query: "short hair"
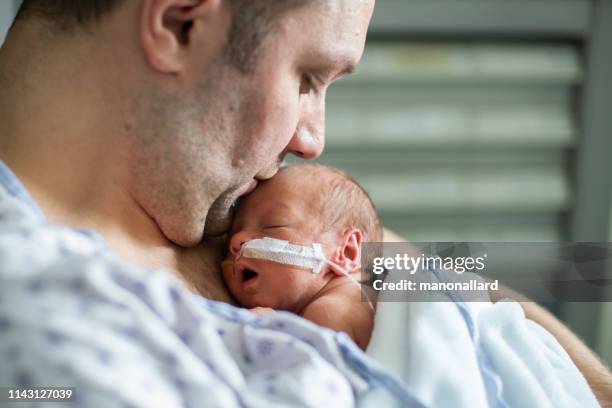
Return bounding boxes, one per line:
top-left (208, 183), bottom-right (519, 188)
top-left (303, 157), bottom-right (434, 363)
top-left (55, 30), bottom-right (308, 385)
top-left (14, 0), bottom-right (315, 72)
top-left (224, 0), bottom-right (315, 72)
top-left (281, 164), bottom-right (383, 243)
top-left (15, 0), bottom-right (123, 29)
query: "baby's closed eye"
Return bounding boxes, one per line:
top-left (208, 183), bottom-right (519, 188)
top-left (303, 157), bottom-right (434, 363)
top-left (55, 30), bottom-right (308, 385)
top-left (263, 225), bottom-right (287, 230)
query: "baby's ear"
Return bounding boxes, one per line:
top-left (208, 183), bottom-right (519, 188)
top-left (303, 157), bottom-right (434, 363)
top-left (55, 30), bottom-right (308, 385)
top-left (330, 229), bottom-right (363, 276)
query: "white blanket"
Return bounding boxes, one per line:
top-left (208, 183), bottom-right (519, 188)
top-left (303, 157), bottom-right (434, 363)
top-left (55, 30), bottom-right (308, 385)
top-left (365, 271), bottom-right (600, 407)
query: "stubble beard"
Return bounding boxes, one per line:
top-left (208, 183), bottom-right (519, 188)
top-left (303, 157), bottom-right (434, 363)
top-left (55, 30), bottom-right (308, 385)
top-left (136, 56), bottom-right (264, 243)
top-left (203, 185), bottom-right (242, 237)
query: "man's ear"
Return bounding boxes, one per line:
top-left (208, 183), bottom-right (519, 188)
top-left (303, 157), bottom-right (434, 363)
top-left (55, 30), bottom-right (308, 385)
top-left (140, 0), bottom-right (226, 74)
top-left (330, 229), bottom-right (363, 276)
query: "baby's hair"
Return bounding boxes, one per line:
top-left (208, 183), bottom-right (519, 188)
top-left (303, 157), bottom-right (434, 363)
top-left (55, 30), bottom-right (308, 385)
top-left (279, 163), bottom-right (383, 242)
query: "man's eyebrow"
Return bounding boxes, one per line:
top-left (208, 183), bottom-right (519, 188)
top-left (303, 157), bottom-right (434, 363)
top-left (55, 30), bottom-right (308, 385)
top-left (341, 63), bottom-right (356, 76)
top-left (325, 61), bottom-right (356, 82)
top-left (302, 53), bottom-right (358, 84)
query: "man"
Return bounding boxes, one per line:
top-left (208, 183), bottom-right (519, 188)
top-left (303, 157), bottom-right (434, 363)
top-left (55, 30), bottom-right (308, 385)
top-left (0, 0), bottom-right (372, 299)
top-left (0, 1), bottom-right (387, 406)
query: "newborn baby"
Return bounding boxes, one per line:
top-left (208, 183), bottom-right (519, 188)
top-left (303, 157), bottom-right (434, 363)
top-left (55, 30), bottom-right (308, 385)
top-left (222, 164), bottom-right (382, 349)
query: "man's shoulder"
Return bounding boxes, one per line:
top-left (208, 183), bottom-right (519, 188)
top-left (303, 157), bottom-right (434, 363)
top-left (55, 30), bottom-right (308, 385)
top-left (0, 220), bottom-right (238, 406)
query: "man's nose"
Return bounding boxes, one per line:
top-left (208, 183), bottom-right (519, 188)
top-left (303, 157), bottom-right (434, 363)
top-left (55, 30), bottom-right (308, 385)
top-left (287, 97), bottom-right (326, 160)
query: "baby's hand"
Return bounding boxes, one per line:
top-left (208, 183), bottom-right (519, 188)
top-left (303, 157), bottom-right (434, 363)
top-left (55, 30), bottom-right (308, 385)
top-left (250, 307), bottom-right (275, 316)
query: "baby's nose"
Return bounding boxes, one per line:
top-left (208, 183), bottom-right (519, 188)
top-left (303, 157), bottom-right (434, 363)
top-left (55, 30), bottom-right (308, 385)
top-left (229, 231), bottom-right (253, 255)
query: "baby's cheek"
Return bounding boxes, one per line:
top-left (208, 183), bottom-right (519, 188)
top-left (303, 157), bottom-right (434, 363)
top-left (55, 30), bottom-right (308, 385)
top-left (275, 268), bottom-right (319, 298)
top-left (220, 260), bottom-right (233, 283)
top-left (221, 260), bottom-right (242, 299)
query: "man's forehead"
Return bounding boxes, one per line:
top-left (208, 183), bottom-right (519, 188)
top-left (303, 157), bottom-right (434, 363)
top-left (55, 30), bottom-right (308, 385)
top-left (282, 0), bottom-right (373, 63)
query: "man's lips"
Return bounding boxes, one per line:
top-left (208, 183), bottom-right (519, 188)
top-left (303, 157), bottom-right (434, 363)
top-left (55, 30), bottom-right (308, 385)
top-left (256, 167), bottom-right (279, 181)
top-left (234, 167), bottom-right (279, 197)
top-left (236, 179), bottom-right (258, 197)
top-left (235, 166), bottom-right (281, 197)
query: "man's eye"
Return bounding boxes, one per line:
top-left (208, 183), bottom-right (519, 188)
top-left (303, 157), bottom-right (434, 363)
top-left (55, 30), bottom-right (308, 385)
top-left (299, 74), bottom-right (314, 95)
top-left (264, 225), bottom-right (286, 230)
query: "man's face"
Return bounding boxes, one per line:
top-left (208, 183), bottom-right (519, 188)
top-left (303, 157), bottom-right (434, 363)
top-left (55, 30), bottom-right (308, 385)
top-left (204, 0), bottom-right (375, 235)
top-left (135, 0), bottom-right (374, 247)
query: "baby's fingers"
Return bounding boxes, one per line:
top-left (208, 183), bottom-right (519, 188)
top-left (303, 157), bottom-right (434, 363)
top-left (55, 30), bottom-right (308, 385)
top-left (250, 307), bottom-right (275, 316)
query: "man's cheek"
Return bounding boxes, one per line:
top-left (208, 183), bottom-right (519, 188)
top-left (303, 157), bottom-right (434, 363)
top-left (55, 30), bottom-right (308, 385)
top-left (271, 88), bottom-right (301, 154)
top-left (260, 115), bottom-right (296, 157)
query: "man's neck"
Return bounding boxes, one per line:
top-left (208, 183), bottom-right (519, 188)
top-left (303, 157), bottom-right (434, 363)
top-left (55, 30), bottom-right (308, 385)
top-left (0, 22), bottom-right (233, 300)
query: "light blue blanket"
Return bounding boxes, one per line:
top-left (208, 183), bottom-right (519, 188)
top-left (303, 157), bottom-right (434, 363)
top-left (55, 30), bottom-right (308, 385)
top-left (0, 160), bottom-right (422, 407)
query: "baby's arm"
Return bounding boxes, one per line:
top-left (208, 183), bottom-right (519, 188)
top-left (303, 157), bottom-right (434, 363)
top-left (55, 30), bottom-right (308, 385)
top-left (302, 294), bottom-right (373, 350)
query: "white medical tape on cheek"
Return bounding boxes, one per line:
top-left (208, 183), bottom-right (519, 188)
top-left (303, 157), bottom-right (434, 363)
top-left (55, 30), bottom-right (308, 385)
top-left (238, 237), bottom-right (326, 273)
top-left (238, 237), bottom-right (375, 310)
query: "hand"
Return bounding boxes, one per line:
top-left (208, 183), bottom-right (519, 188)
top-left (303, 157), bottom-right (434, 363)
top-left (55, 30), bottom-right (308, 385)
top-left (250, 307), bottom-right (275, 316)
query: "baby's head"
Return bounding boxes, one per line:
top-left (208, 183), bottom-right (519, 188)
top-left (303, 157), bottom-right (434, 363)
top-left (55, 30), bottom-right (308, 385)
top-left (223, 163), bottom-right (381, 311)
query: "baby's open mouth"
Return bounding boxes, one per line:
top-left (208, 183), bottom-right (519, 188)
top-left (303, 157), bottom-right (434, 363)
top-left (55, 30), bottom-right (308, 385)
top-left (235, 262), bottom-right (260, 290)
top-left (242, 269), bottom-right (259, 283)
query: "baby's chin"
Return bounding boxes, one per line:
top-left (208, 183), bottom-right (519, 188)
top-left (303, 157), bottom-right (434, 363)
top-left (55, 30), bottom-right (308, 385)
top-left (237, 296), bottom-right (268, 310)
top-left (235, 291), bottom-right (285, 310)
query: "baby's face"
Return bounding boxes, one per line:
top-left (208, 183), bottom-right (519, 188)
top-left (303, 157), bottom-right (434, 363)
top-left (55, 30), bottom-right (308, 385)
top-left (222, 171), bottom-right (336, 311)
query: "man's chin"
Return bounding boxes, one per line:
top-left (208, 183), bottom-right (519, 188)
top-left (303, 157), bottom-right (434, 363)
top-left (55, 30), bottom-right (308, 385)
top-left (203, 206), bottom-right (234, 237)
top-left (203, 217), bottom-right (233, 237)
top-left (202, 189), bottom-right (241, 237)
